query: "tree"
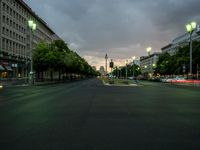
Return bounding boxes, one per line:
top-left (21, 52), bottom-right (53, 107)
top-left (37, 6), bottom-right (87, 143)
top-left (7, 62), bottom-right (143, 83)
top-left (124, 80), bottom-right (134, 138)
top-left (33, 40), bottom-right (98, 81)
top-left (155, 40), bottom-right (200, 76)
top-left (33, 42), bottom-right (49, 80)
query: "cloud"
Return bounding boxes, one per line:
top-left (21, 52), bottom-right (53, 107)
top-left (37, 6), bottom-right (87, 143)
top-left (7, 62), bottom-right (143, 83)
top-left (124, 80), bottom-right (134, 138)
top-left (24, 0), bottom-right (200, 67)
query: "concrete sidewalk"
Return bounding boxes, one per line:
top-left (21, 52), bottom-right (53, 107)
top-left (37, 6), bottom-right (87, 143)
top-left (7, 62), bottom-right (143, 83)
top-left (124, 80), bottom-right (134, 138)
top-left (0, 78), bottom-right (86, 87)
top-left (0, 79), bottom-right (26, 87)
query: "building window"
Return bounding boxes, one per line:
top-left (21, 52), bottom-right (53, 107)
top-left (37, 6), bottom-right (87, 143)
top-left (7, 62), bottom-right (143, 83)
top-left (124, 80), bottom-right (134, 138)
top-left (6, 5), bottom-right (9, 13)
top-left (3, 16), bottom-right (6, 23)
top-left (3, 3), bottom-right (6, 11)
top-left (6, 39), bottom-right (9, 51)
top-left (6, 18), bottom-right (9, 25)
top-left (13, 22), bottom-right (16, 29)
top-left (13, 43), bottom-right (16, 53)
top-left (10, 8), bottom-right (12, 16)
top-left (2, 38), bottom-right (6, 49)
top-left (13, 11), bottom-right (16, 18)
top-left (16, 24), bottom-right (18, 30)
top-left (10, 20), bottom-right (12, 27)
top-left (2, 27), bottom-right (5, 34)
top-left (6, 29), bottom-right (9, 36)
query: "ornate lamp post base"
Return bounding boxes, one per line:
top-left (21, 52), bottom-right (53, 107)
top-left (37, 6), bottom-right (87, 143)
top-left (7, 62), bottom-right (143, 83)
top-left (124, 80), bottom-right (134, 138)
top-left (29, 71), bottom-right (34, 85)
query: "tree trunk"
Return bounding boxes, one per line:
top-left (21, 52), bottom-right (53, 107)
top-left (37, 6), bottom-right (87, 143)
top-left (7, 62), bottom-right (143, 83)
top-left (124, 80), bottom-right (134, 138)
top-left (41, 71), bottom-right (44, 81)
top-left (37, 71), bottom-right (40, 80)
top-left (59, 69), bottom-right (61, 80)
top-left (50, 71), bottom-right (53, 81)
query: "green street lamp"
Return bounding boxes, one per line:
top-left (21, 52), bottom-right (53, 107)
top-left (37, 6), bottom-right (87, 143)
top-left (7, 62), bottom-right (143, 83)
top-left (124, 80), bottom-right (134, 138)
top-left (125, 60), bottom-right (128, 80)
top-left (28, 20), bottom-right (37, 31)
top-left (147, 47), bottom-right (152, 56)
top-left (185, 21), bottom-right (197, 78)
top-left (132, 56), bottom-right (136, 81)
top-left (28, 20), bottom-right (37, 84)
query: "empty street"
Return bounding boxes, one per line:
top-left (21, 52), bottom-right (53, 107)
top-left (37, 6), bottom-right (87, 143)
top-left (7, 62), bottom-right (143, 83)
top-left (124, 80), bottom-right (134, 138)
top-left (0, 79), bottom-right (200, 150)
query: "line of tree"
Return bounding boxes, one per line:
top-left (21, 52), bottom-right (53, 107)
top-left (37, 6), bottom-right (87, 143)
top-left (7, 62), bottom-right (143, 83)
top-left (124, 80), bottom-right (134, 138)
top-left (155, 41), bottom-right (200, 76)
top-left (112, 64), bottom-right (141, 78)
top-left (33, 40), bottom-right (98, 81)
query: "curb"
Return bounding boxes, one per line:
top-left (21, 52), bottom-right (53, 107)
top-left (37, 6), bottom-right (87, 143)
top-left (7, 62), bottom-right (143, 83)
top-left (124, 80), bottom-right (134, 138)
top-left (0, 78), bottom-right (93, 88)
top-left (101, 79), bottom-right (141, 87)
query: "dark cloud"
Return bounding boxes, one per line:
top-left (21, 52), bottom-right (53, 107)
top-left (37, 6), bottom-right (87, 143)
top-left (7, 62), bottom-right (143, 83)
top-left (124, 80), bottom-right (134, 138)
top-left (24, 0), bottom-right (200, 68)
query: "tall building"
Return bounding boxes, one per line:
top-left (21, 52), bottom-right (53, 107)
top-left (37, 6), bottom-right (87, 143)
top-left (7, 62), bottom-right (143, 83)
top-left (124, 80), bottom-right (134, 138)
top-left (92, 66), bottom-right (96, 71)
top-left (128, 59), bottom-right (140, 66)
top-left (161, 30), bottom-right (200, 55)
top-left (99, 66), bottom-right (105, 75)
top-left (0, 0), bottom-right (59, 79)
top-left (140, 52), bottom-right (160, 78)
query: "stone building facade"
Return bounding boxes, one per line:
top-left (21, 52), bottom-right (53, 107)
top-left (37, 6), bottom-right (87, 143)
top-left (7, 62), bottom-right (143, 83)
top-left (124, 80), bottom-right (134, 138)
top-left (0, 0), bottom-right (59, 79)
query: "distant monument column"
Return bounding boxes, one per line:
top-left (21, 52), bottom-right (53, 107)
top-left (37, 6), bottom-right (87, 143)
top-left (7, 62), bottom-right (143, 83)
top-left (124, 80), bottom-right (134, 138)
top-left (105, 54), bottom-right (108, 75)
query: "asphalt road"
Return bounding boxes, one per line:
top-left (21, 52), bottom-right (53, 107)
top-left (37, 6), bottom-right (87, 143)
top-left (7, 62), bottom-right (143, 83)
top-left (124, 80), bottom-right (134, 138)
top-left (0, 79), bottom-right (200, 150)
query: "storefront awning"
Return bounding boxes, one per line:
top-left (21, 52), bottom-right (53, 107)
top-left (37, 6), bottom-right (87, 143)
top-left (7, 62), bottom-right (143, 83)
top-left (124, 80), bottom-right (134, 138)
top-left (0, 65), bottom-right (5, 71)
top-left (4, 66), bottom-right (13, 71)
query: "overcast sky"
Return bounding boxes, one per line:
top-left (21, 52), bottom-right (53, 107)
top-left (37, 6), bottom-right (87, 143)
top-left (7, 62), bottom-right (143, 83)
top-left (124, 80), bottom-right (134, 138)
top-left (24, 0), bottom-right (200, 70)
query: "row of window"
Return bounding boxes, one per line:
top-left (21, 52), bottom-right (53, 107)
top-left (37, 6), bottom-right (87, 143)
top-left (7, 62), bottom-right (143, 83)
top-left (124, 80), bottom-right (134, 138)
top-left (3, 0), bottom-right (28, 17)
top-left (2, 2), bottom-right (27, 25)
top-left (2, 16), bottom-right (53, 46)
top-left (2, 27), bottom-right (26, 43)
top-left (2, 1), bottom-right (55, 44)
top-left (2, 37), bottom-right (26, 57)
top-left (2, 15), bottom-right (26, 34)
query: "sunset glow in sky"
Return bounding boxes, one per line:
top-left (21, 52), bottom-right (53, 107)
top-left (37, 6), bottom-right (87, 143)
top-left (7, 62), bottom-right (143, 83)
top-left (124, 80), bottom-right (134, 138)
top-left (24, 0), bottom-right (200, 70)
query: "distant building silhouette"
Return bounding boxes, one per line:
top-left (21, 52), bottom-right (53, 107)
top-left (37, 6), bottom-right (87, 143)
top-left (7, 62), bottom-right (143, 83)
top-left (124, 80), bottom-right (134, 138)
top-left (92, 66), bottom-right (97, 71)
top-left (99, 66), bottom-right (105, 75)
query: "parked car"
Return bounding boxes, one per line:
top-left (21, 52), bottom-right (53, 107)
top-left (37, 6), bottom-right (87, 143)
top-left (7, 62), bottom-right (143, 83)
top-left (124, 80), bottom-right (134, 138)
top-left (171, 77), bottom-right (186, 83)
top-left (162, 77), bottom-right (186, 83)
top-left (165, 78), bottom-right (175, 82)
top-left (161, 78), bottom-right (171, 82)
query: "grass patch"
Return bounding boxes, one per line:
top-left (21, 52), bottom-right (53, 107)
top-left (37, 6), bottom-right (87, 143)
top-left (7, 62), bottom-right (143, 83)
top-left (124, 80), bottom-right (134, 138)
top-left (102, 77), bottom-right (134, 85)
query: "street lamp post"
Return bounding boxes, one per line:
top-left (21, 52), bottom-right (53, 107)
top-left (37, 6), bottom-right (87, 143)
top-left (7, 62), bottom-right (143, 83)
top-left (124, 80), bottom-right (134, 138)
top-left (152, 63), bottom-right (156, 77)
top-left (197, 64), bottom-right (199, 80)
top-left (132, 56), bottom-right (136, 81)
top-left (125, 60), bottom-right (128, 80)
top-left (147, 47), bottom-right (152, 56)
top-left (28, 20), bottom-right (37, 84)
top-left (186, 21), bottom-right (197, 78)
top-left (116, 67), bottom-right (119, 78)
top-left (119, 67), bottom-right (122, 78)
top-left (144, 65), bottom-right (148, 79)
